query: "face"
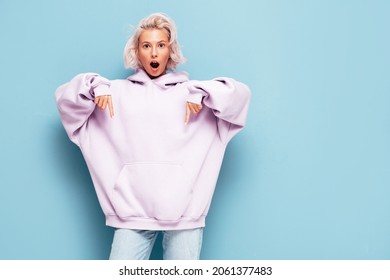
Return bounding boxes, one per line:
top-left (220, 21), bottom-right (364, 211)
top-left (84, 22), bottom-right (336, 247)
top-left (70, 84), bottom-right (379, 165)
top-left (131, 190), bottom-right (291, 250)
top-left (138, 29), bottom-right (170, 78)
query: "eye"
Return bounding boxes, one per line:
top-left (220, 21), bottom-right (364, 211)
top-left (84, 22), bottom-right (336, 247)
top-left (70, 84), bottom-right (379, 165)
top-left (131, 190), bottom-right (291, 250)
top-left (158, 43), bottom-right (166, 48)
top-left (142, 44), bottom-right (150, 49)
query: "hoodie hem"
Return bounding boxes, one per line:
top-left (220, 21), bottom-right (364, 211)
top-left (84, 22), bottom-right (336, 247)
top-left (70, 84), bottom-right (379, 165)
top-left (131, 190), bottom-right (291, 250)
top-left (105, 215), bottom-right (206, 230)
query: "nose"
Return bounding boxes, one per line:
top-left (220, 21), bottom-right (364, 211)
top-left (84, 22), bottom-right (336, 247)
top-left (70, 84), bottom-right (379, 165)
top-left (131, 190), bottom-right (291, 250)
top-left (151, 46), bottom-right (158, 58)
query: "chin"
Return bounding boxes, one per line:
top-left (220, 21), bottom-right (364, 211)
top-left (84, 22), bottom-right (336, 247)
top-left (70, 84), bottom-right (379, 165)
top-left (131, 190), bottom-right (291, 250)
top-left (147, 69), bottom-right (165, 79)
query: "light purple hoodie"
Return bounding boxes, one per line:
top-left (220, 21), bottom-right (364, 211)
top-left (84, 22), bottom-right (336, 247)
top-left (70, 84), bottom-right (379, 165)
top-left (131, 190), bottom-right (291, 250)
top-left (55, 69), bottom-right (251, 230)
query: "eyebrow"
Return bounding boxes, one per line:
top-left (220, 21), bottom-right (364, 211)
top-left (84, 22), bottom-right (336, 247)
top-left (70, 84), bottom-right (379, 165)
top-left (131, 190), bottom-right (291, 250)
top-left (140, 40), bottom-right (168, 44)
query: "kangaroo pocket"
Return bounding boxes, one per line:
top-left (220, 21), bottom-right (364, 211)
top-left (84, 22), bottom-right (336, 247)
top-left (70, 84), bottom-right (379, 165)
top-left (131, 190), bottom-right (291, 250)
top-left (111, 162), bottom-right (193, 221)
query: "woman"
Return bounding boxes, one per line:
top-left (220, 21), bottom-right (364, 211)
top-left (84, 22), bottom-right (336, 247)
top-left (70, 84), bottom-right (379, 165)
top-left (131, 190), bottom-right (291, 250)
top-left (55, 13), bottom-right (251, 260)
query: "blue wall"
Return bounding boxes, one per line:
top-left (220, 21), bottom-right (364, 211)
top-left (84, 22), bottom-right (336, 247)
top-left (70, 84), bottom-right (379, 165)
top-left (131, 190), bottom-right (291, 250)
top-left (1, 0), bottom-right (389, 259)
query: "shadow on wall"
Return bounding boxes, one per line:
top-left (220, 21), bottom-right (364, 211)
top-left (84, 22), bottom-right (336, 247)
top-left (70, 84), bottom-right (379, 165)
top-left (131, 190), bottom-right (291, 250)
top-left (54, 124), bottom-right (163, 259)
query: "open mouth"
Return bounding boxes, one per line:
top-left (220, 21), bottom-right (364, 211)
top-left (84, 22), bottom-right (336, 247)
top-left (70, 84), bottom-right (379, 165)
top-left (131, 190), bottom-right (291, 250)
top-left (150, 61), bottom-right (160, 69)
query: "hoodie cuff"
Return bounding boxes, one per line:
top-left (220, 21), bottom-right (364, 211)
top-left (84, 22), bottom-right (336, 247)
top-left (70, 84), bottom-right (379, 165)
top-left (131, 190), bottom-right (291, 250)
top-left (93, 84), bottom-right (111, 97)
top-left (186, 92), bottom-right (205, 104)
top-left (186, 81), bottom-right (208, 104)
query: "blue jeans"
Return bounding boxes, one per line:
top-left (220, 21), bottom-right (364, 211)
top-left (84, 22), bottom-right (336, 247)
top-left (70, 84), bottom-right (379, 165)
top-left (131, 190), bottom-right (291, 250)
top-left (109, 228), bottom-right (203, 260)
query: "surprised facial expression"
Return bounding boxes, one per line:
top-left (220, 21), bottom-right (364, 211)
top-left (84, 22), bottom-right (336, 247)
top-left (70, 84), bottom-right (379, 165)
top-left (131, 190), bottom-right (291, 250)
top-left (138, 29), bottom-right (170, 79)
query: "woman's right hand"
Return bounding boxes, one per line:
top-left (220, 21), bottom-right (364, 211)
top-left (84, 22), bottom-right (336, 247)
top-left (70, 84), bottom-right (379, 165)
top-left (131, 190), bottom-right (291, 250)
top-left (95, 95), bottom-right (115, 118)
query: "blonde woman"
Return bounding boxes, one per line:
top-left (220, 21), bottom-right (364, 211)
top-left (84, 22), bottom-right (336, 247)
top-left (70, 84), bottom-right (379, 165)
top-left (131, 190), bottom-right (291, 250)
top-left (55, 13), bottom-right (251, 260)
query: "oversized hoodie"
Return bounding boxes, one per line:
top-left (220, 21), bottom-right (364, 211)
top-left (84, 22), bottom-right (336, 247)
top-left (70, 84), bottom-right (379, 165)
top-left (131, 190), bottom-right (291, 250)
top-left (55, 69), bottom-right (251, 230)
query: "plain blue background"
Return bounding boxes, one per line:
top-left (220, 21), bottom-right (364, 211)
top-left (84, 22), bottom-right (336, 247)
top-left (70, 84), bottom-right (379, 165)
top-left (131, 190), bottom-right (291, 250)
top-left (0, 0), bottom-right (389, 259)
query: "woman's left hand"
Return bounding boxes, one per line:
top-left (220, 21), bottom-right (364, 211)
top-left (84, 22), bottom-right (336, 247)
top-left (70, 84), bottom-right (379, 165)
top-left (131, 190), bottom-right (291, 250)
top-left (185, 102), bottom-right (203, 125)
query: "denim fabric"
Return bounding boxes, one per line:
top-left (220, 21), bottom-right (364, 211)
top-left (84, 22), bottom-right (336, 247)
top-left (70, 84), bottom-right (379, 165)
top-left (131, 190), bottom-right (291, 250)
top-left (109, 228), bottom-right (203, 260)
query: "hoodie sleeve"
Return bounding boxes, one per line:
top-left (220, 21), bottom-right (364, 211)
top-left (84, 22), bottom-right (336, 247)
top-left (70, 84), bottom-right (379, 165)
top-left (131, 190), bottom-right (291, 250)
top-left (55, 73), bottom-right (112, 146)
top-left (187, 78), bottom-right (251, 143)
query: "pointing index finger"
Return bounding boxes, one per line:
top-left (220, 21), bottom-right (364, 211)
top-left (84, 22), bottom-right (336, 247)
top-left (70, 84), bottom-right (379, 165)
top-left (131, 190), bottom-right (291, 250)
top-left (108, 96), bottom-right (114, 118)
top-left (185, 102), bottom-right (190, 125)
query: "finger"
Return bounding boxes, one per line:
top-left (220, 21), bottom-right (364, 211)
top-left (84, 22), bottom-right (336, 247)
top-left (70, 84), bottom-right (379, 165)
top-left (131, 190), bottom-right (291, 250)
top-left (95, 96), bottom-right (100, 104)
top-left (185, 102), bottom-right (191, 125)
top-left (97, 96), bottom-right (105, 110)
top-left (101, 96), bottom-right (108, 110)
top-left (191, 102), bottom-right (202, 113)
top-left (194, 104), bottom-right (202, 113)
top-left (188, 103), bottom-right (196, 114)
top-left (189, 103), bottom-right (202, 114)
top-left (108, 97), bottom-right (114, 118)
top-left (188, 103), bottom-right (194, 114)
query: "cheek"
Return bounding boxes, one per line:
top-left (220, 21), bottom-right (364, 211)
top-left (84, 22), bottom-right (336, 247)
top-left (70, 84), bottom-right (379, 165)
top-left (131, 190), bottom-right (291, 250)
top-left (138, 52), bottom-right (148, 66)
top-left (162, 50), bottom-right (171, 62)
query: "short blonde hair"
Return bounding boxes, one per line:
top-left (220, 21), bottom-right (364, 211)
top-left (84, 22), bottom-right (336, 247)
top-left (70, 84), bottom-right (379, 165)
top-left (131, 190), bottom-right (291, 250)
top-left (123, 13), bottom-right (186, 71)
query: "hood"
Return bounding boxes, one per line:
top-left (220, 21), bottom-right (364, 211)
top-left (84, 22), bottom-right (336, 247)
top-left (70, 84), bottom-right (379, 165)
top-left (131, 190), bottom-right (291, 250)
top-left (127, 69), bottom-right (189, 89)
